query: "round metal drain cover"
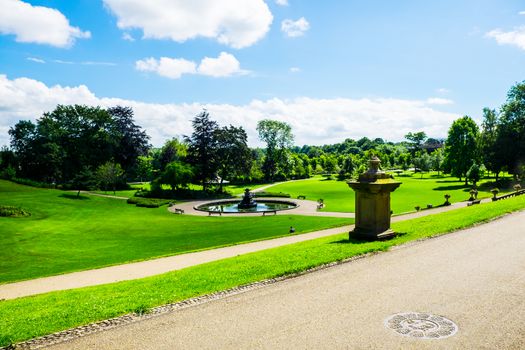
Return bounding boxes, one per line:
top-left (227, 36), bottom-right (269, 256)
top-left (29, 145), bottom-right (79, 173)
top-left (385, 312), bottom-right (458, 339)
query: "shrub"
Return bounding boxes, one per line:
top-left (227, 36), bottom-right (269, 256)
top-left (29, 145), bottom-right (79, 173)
top-left (253, 191), bottom-right (291, 198)
top-left (126, 197), bottom-right (170, 208)
top-left (0, 205), bottom-right (30, 217)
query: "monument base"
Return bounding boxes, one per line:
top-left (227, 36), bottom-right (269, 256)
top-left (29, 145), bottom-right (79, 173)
top-left (349, 228), bottom-right (396, 241)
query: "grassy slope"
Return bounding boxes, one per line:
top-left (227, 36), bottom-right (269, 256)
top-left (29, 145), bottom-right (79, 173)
top-left (92, 182), bottom-right (269, 198)
top-left (266, 173), bottom-right (511, 213)
top-left (1, 194), bottom-right (525, 347)
top-left (0, 180), bottom-right (352, 284)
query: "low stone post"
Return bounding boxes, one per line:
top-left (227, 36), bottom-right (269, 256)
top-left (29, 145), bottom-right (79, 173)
top-left (347, 156), bottom-right (401, 240)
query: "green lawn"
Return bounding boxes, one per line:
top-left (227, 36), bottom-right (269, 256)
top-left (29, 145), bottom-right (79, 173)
top-left (0, 180), bottom-right (352, 284)
top-left (91, 182), bottom-right (269, 198)
top-left (265, 173), bottom-right (513, 213)
top-left (2, 193), bottom-right (525, 347)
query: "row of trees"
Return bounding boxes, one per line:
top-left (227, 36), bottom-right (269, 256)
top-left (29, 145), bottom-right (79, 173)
top-left (443, 81), bottom-right (525, 185)
top-left (2, 80), bottom-right (525, 194)
top-left (4, 105), bottom-right (149, 185)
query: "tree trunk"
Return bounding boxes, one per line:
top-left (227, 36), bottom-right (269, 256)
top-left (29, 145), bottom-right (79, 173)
top-left (219, 178), bottom-right (224, 193)
top-left (77, 189), bottom-right (81, 198)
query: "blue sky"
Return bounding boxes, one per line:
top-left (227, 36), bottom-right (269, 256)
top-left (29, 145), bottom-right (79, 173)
top-left (1, 0), bottom-right (524, 147)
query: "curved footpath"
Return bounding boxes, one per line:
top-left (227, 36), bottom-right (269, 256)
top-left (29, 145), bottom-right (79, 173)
top-left (0, 199), bottom-right (486, 300)
top-left (46, 209), bottom-right (525, 350)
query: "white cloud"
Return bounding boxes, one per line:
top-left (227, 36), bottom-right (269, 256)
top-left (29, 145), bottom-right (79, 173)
top-left (281, 17), bottom-right (310, 37)
top-left (275, 0), bottom-right (289, 6)
top-left (136, 57), bottom-right (197, 79)
top-left (136, 53), bottom-right (246, 79)
top-left (290, 67), bottom-right (301, 73)
top-left (103, 0), bottom-right (272, 49)
top-left (0, 0), bottom-right (90, 47)
top-left (26, 57), bottom-right (45, 64)
top-left (486, 26), bottom-right (525, 51)
top-left (122, 32), bottom-right (135, 42)
top-left (197, 52), bottom-right (247, 77)
top-left (519, 11), bottom-right (525, 15)
top-left (436, 88), bottom-right (450, 94)
top-left (0, 75), bottom-right (460, 148)
top-left (426, 97), bottom-right (454, 105)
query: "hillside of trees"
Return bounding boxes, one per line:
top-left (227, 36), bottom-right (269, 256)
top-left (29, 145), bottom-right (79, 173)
top-left (1, 81), bottom-right (525, 197)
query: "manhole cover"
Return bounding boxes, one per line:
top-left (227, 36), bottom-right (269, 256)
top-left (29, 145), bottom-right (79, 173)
top-left (385, 312), bottom-right (458, 339)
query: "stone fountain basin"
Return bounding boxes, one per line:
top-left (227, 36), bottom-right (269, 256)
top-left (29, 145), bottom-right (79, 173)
top-left (194, 199), bottom-right (298, 214)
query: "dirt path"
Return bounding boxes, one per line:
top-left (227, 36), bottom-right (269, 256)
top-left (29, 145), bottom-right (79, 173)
top-left (46, 209), bottom-right (525, 349)
top-left (0, 199), bottom-right (489, 300)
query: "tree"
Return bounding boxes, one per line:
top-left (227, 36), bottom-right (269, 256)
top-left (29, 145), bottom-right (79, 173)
top-left (431, 148), bottom-right (444, 175)
top-left (467, 163), bottom-right (482, 186)
top-left (444, 116), bottom-right (480, 184)
top-left (185, 111), bottom-right (219, 191)
top-left (215, 125), bottom-right (253, 191)
top-left (495, 81), bottom-right (525, 178)
top-left (480, 107), bottom-right (501, 179)
top-left (158, 161), bottom-right (193, 191)
top-left (96, 161), bottom-right (124, 194)
top-left (108, 106), bottom-right (150, 176)
top-left (7, 105), bottom-right (150, 184)
top-left (136, 155), bottom-right (154, 182)
top-left (256, 119), bottom-right (294, 181)
top-left (70, 167), bottom-right (96, 197)
top-left (158, 138), bottom-right (188, 172)
top-left (413, 151), bottom-right (432, 178)
top-left (405, 131), bottom-right (427, 156)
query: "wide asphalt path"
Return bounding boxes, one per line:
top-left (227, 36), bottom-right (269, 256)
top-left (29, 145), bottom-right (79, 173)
top-left (47, 209), bottom-right (525, 349)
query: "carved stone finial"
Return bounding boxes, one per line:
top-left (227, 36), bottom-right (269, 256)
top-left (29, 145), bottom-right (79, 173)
top-left (369, 156), bottom-right (381, 173)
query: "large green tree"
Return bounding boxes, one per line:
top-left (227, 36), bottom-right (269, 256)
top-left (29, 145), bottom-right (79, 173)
top-left (256, 119), bottom-right (294, 181)
top-left (8, 105), bottom-right (150, 184)
top-left (444, 116), bottom-right (480, 184)
top-left (215, 125), bottom-right (252, 191)
top-left (185, 110), bottom-right (219, 191)
top-left (158, 161), bottom-right (194, 192)
top-left (480, 107), bottom-right (501, 179)
top-left (495, 81), bottom-right (525, 178)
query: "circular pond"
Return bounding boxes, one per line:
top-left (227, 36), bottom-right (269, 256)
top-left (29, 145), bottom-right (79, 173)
top-left (195, 200), bottom-right (298, 214)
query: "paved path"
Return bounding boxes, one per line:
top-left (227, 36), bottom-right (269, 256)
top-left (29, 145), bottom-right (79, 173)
top-left (0, 199), bottom-right (489, 300)
top-left (47, 210), bottom-right (525, 350)
top-left (169, 197), bottom-right (355, 218)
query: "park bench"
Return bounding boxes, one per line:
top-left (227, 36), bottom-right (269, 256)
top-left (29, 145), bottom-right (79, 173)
top-left (208, 211), bottom-right (222, 216)
top-left (297, 195), bottom-right (306, 200)
top-left (173, 208), bottom-right (184, 214)
top-left (467, 199), bottom-right (481, 206)
top-left (263, 210), bottom-right (277, 216)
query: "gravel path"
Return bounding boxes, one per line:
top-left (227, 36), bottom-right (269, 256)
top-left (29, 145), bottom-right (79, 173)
top-left (45, 209), bottom-right (525, 350)
top-left (0, 199), bottom-right (488, 300)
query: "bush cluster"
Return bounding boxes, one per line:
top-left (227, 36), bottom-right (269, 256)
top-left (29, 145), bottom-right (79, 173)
top-left (0, 205), bottom-right (31, 217)
top-left (126, 197), bottom-right (170, 208)
top-left (253, 191), bottom-right (291, 198)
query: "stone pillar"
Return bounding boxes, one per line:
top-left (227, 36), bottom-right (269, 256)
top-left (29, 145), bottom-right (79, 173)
top-left (347, 156), bottom-right (401, 240)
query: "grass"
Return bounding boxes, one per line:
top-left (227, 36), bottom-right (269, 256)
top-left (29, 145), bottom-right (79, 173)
top-left (264, 173), bottom-right (514, 213)
top-left (92, 182), bottom-right (269, 198)
top-left (1, 194), bottom-right (525, 347)
top-left (0, 180), bottom-right (352, 284)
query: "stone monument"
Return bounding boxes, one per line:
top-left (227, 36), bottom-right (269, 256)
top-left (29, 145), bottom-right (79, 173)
top-left (347, 156), bottom-right (401, 240)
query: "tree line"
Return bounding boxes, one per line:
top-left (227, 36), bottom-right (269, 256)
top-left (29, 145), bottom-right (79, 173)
top-left (1, 81), bottom-right (525, 194)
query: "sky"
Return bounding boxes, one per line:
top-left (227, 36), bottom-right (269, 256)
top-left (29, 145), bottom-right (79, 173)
top-left (1, 0), bottom-right (524, 148)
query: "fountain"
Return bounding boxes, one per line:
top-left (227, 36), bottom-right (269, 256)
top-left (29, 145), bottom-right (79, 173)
top-left (238, 188), bottom-right (257, 209)
top-left (195, 188), bottom-right (298, 214)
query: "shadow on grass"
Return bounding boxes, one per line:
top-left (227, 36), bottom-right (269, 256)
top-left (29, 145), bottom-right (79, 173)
top-left (58, 193), bottom-right (91, 200)
top-left (433, 185), bottom-right (470, 192)
top-left (330, 231), bottom-right (408, 245)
